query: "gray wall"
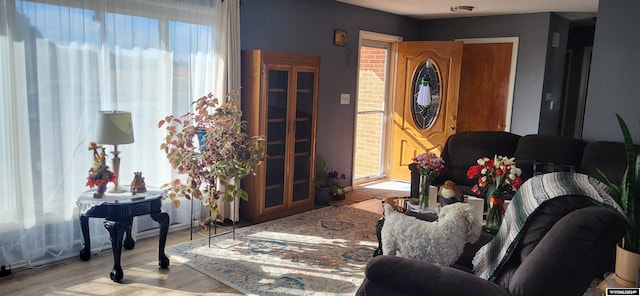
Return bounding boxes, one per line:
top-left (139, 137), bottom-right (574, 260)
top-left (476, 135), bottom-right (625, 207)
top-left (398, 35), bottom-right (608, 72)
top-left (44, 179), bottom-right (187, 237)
top-left (420, 13), bottom-right (553, 136)
top-left (240, 0), bottom-right (421, 185)
top-left (240, 0), bottom-right (637, 188)
top-left (583, 0), bottom-right (640, 143)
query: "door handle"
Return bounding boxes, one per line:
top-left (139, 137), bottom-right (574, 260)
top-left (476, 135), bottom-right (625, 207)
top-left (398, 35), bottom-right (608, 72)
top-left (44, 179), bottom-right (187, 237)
top-left (497, 124), bottom-right (504, 129)
top-left (449, 125), bottom-right (456, 130)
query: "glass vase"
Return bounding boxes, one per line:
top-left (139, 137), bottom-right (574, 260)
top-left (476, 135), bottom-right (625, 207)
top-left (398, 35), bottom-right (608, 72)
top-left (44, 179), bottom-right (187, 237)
top-left (93, 183), bottom-right (107, 199)
top-left (418, 173), bottom-right (432, 210)
top-left (486, 196), bottom-right (505, 233)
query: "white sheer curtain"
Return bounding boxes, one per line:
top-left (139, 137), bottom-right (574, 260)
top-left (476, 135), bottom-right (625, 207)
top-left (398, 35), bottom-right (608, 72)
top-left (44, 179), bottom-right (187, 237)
top-left (0, 0), bottom-right (236, 268)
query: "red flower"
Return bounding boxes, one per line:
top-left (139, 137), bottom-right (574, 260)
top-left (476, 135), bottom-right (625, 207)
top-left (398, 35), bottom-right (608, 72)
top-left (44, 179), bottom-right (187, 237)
top-left (467, 165), bottom-right (482, 179)
top-left (511, 177), bottom-right (523, 190)
top-left (471, 184), bottom-right (481, 195)
top-left (485, 159), bottom-right (495, 168)
top-left (467, 155), bottom-right (523, 199)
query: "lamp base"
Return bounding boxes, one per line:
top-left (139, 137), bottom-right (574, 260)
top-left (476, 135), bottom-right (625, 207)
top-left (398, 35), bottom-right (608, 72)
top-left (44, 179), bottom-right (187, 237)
top-left (108, 184), bottom-right (127, 193)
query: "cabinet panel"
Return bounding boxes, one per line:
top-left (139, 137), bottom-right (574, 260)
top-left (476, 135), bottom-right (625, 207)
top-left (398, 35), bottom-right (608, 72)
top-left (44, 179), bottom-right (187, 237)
top-left (240, 50), bottom-right (320, 223)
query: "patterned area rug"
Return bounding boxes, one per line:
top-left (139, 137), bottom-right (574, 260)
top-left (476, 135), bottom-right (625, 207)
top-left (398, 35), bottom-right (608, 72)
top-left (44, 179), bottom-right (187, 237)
top-left (167, 205), bottom-right (380, 296)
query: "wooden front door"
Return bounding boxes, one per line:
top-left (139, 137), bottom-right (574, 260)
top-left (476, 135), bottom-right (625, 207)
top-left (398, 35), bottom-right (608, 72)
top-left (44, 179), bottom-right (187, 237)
top-left (456, 43), bottom-right (513, 132)
top-left (389, 41), bottom-right (463, 181)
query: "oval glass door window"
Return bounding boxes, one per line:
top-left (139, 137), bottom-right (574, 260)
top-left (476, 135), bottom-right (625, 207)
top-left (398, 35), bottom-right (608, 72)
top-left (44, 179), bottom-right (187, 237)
top-left (412, 60), bottom-right (441, 129)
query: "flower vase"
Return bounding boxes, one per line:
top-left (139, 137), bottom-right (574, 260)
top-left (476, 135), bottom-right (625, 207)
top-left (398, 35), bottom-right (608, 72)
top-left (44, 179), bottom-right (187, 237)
top-left (486, 196), bottom-right (505, 233)
top-left (94, 183), bottom-right (107, 198)
top-left (418, 173), bottom-right (432, 210)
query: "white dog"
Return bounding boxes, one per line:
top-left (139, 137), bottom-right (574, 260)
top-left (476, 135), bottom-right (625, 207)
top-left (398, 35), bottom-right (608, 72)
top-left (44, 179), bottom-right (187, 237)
top-left (381, 202), bottom-right (482, 266)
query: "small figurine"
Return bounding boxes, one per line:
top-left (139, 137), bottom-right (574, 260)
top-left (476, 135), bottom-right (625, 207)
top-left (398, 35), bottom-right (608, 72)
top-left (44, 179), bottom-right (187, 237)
top-left (438, 180), bottom-right (464, 206)
top-left (130, 171), bottom-right (147, 195)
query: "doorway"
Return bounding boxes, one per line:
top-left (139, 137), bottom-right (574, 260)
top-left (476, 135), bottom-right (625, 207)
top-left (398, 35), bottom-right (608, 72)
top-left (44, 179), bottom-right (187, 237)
top-left (352, 31), bottom-right (401, 186)
top-left (456, 37), bottom-right (519, 132)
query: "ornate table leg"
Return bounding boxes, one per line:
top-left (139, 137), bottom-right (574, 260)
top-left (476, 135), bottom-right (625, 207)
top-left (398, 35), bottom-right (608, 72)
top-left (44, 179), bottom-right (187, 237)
top-left (104, 220), bottom-right (132, 282)
top-left (123, 217), bottom-right (135, 250)
top-left (151, 212), bottom-right (170, 268)
top-left (79, 215), bottom-right (91, 261)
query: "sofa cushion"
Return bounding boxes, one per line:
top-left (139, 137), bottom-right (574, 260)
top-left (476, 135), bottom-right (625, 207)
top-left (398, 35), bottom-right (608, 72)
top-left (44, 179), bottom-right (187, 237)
top-left (513, 135), bottom-right (587, 181)
top-left (439, 131), bottom-right (521, 187)
top-left (580, 141), bottom-right (638, 186)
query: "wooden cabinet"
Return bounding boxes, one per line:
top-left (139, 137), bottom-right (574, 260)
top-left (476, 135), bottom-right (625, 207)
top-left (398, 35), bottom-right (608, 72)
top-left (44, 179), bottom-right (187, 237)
top-left (240, 50), bottom-right (320, 223)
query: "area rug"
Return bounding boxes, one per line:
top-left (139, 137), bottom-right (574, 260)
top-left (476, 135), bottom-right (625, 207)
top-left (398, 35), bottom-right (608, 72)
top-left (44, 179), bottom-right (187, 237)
top-left (167, 205), bottom-right (381, 296)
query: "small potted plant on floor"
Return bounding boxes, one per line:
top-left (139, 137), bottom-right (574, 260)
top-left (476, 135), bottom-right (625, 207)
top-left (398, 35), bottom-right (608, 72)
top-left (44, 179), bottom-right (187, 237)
top-left (159, 91), bottom-right (265, 223)
top-left (315, 155), bottom-right (346, 205)
top-left (598, 113), bottom-right (640, 287)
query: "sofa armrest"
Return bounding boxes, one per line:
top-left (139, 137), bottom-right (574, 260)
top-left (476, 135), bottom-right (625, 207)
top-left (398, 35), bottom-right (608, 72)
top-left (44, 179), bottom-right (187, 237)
top-left (506, 206), bottom-right (626, 296)
top-left (359, 255), bottom-right (509, 296)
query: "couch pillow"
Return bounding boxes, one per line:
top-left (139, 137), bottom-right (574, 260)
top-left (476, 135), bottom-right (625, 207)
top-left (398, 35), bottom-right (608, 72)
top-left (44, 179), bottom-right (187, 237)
top-left (514, 135), bottom-right (587, 181)
top-left (580, 141), bottom-right (638, 185)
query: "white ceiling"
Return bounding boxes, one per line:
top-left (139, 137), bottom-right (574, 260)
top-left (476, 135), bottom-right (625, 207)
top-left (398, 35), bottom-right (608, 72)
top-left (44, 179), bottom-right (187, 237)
top-left (336, 0), bottom-right (599, 20)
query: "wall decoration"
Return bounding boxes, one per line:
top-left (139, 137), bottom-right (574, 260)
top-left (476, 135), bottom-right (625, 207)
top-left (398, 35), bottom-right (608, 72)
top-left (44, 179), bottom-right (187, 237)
top-left (334, 29), bottom-right (346, 47)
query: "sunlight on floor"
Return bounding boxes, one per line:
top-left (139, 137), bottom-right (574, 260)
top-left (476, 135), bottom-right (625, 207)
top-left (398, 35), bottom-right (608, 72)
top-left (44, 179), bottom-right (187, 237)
top-left (362, 180), bottom-right (410, 191)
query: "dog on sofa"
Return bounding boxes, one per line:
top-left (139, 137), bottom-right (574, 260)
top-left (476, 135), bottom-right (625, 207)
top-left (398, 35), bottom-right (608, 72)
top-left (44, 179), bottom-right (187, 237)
top-left (381, 202), bottom-right (482, 266)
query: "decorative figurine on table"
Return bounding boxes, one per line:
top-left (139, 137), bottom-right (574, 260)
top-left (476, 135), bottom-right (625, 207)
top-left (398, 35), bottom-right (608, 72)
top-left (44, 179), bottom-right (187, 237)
top-left (438, 180), bottom-right (464, 206)
top-left (86, 141), bottom-right (117, 198)
top-left (130, 171), bottom-right (147, 195)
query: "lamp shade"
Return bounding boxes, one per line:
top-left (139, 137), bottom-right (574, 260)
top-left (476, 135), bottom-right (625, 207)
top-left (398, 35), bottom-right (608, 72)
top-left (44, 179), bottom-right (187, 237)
top-left (96, 111), bottom-right (134, 145)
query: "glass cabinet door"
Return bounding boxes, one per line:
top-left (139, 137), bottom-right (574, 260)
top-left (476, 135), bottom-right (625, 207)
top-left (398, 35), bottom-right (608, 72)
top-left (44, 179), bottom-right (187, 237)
top-left (291, 70), bottom-right (315, 202)
top-left (264, 69), bottom-right (288, 208)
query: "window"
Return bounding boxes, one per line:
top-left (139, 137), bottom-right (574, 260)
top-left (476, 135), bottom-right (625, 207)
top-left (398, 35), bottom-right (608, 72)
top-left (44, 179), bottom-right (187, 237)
top-left (0, 0), bottom-right (224, 267)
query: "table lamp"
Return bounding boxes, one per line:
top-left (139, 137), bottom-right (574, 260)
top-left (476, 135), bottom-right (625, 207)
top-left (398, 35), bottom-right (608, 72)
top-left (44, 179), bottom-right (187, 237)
top-left (96, 110), bottom-right (134, 193)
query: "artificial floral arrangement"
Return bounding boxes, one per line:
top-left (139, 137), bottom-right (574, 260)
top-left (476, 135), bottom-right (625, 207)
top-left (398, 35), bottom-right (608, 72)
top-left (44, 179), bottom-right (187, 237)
top-left (467, 155), bottom-right (523, 232)
top-left (315, 155), bottom-right (346, 201)
top-left (467, 155), bottom-right (523, 200)
top-left (159, 91), bottom-right (265, 223)
top-left (86, 141), bottom-right (117, 198)
top-left (412, 152), bottom-right (445, 181)
top-left (412, 152), bottom-right (445, 208)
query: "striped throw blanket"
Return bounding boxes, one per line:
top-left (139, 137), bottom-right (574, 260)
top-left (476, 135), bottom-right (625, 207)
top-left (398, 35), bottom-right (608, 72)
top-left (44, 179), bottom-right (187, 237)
top-left (472, 172), bottom-right (625, 281)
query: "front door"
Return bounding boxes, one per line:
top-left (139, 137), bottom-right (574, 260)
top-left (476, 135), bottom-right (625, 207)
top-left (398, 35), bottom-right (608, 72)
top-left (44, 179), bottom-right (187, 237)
top-left (389, 41), bottom-right (463, 181)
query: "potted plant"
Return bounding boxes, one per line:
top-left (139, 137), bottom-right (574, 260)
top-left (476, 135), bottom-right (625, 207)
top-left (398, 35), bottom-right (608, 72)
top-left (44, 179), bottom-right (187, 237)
top-left (158, 91), bottom-right (265, 223)
top-left (598, 113), bottom-right (640, 287)
top-left (315, 155), bottom-right (346, 205)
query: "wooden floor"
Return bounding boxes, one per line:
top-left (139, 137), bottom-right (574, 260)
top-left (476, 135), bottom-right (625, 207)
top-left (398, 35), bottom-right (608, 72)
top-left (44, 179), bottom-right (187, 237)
top-left (0, 182), bottom-right (405, 296)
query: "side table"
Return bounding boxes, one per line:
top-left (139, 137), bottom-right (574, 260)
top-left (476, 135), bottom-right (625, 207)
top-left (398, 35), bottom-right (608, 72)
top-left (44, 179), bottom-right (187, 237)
top-left (77, 188), bottom-right (170, 282)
